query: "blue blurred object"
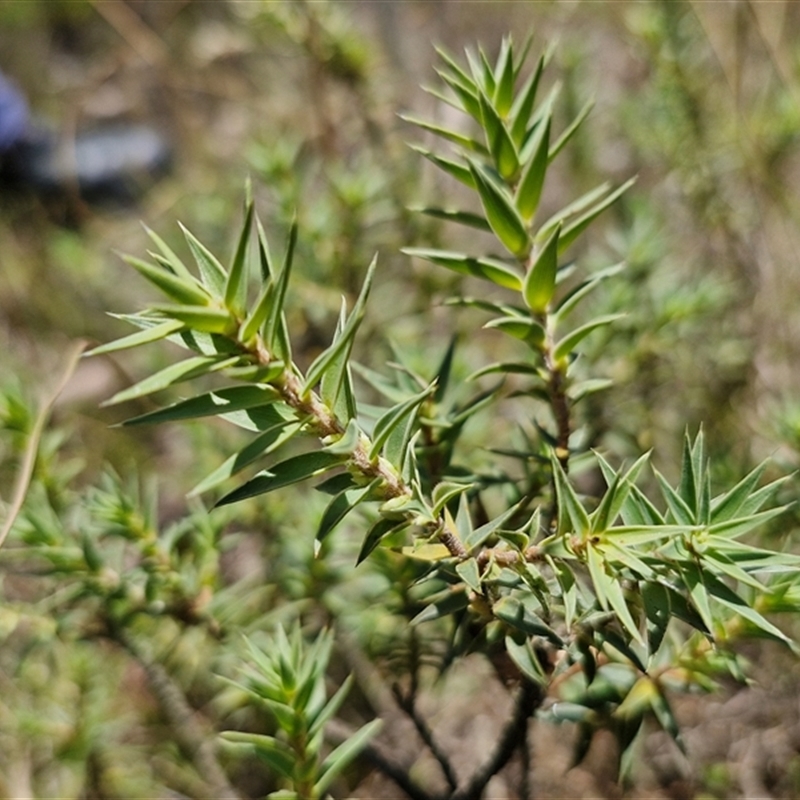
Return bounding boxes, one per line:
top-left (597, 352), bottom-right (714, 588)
top-left (0, 71), bottom-right (31, 154)
top-left (0, 68), bottom-right (171, 206)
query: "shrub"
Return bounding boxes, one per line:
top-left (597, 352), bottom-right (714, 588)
top-left (1, 22), bottom-right (798, 800)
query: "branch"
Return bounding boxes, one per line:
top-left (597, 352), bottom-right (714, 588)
top-left (451, 679), bottom-right (543, 800)
top-left (326, 718), bottom-right (436, 800)
top-left (393, 684), bottom-right (459, 792)
top-left (109, 627), bottom-right (242, 800)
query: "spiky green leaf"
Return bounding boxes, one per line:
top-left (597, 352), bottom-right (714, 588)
top-left (216, 451), bottom-right (346, 507)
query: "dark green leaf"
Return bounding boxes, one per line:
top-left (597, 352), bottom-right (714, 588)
top-left (493, 595), bottom-right (562, 644)
top-left (654, 469), bottom-right (695, 526)
top-left (190, 420), bottom-right (303, 495)
top-left (483, 316), bottom-right (545, 346)
top-left (554, 262), bottom-right (625, 323)
top-left (143, 224), bottom-right (197, 285)
top-left (455, 558), bottom-right (482, 593)
top-left (123, 385), bottom-right (279, 426)
top-left (586, 544), bottom-right (643, 644)
top-left (220, 732), bottom-right (295, 779)
top-left (558, 178), bottom-right (637, 252)
top-left (553, 458), bottom-right (590, 537)
top-left (505, 636), bottom-right (549, 686)
top-left (358, 518), bottom-right (408, 565)
top-left (493, 36), bottom-right (515, 116)
top-left (708, 506), bottom-right (789, 539)
top-left (710, 463), bottom-right (767, 523)
top-left (315, 719), bottom-right (382, 798)
top-left (515, 115), bottom-right (550, 223)
top-left (317, 481), bottom-right (379, 542)
top-left (216, 451), bottom-right (346, 507)
top-left (435, 70), bottom-right (482, 121)
top-left (239, 280), bottom-right (275, 345)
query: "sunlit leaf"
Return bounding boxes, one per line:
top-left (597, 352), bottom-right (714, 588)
top-left (409, 145), bottom-right (475, 188)
top-left (151, 304), bottom-right (235, 334)
top-left (85, 320), bottom-right (185, 357)
top-left (523, 222), bottom-right (560, 312)
top-left (515, 115), bottom-right (550, 222)
top-left (224, 197), bottom-right (254, 315)
top-left (548, 98), bottom-right (594, 163)
top-left (553, 314), bottom-right (623, 363)
top-left (369, 383), bottom-right (436, 460)
top-left (468, 161), bottom-right (531, 258)
top-left (403, 248), bottom-right (522, 291)
top-left (122, 254), bottom-right (212, 306)
top-left (103, 355), bottom-right (240, 406)
top-left (399, 114), bottom-right (489, 155)
top-left (190, 420), bottom-right (303, 496)
top-left (510, 54), bottom-right (545, 145)
top-left (179, 222), bottom-right (227, 297)
top-left (303, 256), bottom-right (376, 397)
top-left (478, 88), bottom-right (519, 180)
top-left (414, 206), bottom-right (492, 232)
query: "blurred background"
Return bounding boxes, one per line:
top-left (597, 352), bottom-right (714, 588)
top-left (1, 1), bottom-right (800, 798)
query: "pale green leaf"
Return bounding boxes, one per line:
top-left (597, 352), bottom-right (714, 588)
top-left (179, 223), bottom-right (227, 297)
top-left (400, 113), bottom-right (489, 155)
top-left (553, 314), bottom-right (623, 362)
top-left (403, 248), bottom-right (522, 291)
top-left (151, 304), bottom-right (235, 334)
top-left (523, 222), bottom-right (560, 312)
top-left (103, 355), bottom-right (239, 406)
top-left (369, 383), bottom-right (436, 460)
top-left (548, 98), bottom-right (594, 163)
top-left (408, 144), bottom-right (475, 188)
top-left (478, 88), bottom-right (519, 180)
top-left (224, 198), bottom-right (254, 314)
top-left (85, 320), bottom-right (184, 357)
top-left (414, 206), bottom-right (491, 232)
top-left (122, 254), bottom-right (212, 306)
top-left (315, 720), bottom-right (382, 798)
top-left (189, 420), bottom-right (303, 495)
top-left (303, 256), bottom-right (376, 396)
top-left (468, 160), bottom-right (531, 258)
top-left (515, 115), bottom-right (550, 222)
